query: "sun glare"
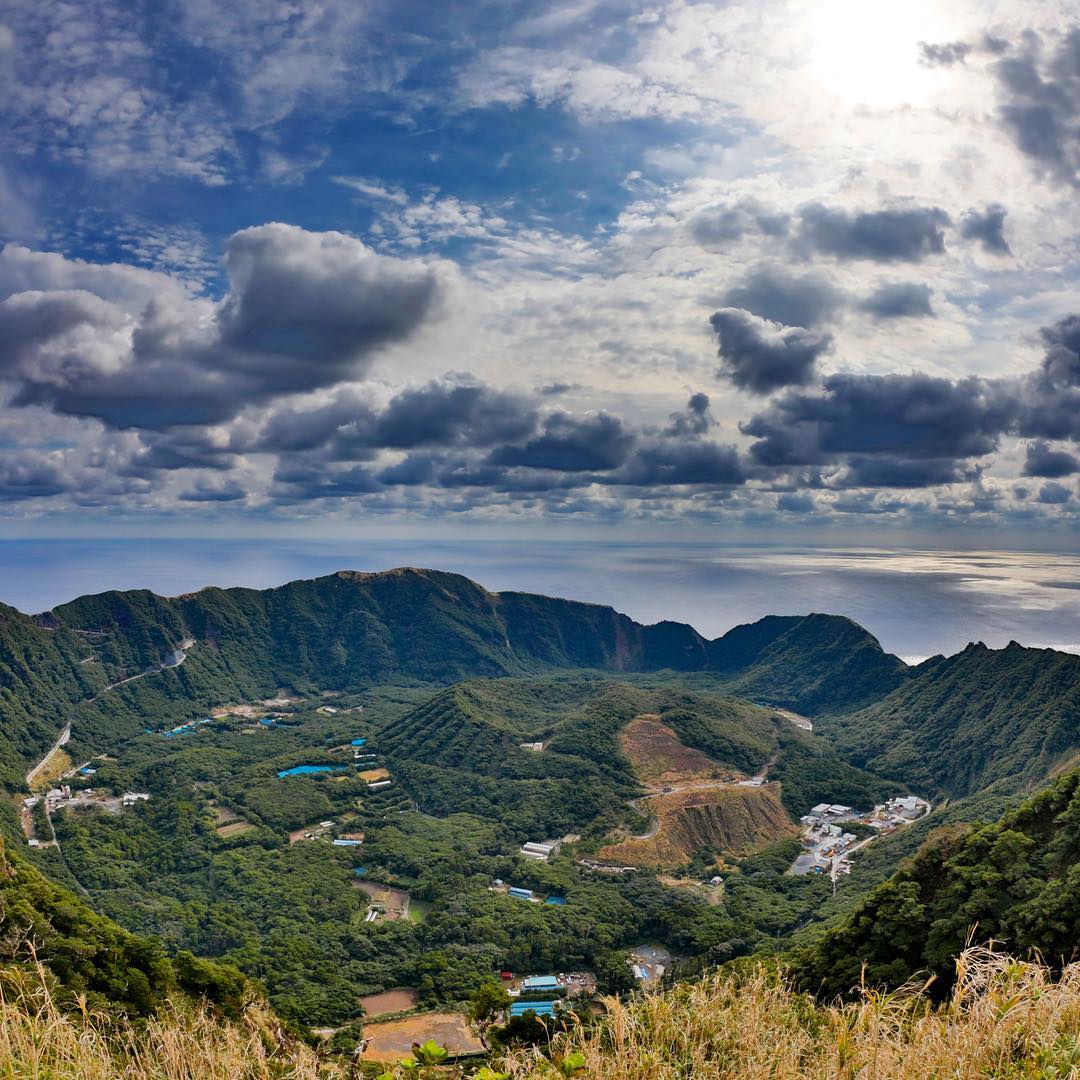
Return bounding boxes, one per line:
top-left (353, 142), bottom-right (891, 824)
top-left (808, 0), bottom-right (948, 109)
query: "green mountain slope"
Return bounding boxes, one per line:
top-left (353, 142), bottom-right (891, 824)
top-left (716, 613), bottom-right (909, 714)
top-left (820, 641), bottom-right (1080, 798)
top-left (31, 568), bottom-right (905, 741)
top-left (792, 765), bottom-right (1080, 998)
top-left (0, 833), bottom-right (247, 1018)
top-left (378, 676), bottom-right (898, 834)
top-left (0, 604), bottom-right (106, 786)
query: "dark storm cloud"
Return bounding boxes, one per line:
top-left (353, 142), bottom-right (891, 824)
top-left (919, 41), bottom-right (971, 67)
top-left (959, 205), bottom-right (1011, 254)
top-left (488, 411), bottom-right (634, 471)
top-left (0, 224), bottom-right (445, 430)
top-left (710, 308), bottom-right (831, 394)
top-left (1022, 439), bottom-right (1080, 477)
top-left (721, 267), bottom-right (844, 328)
top-left (372, 379), bottom-right (537, 448)
top-left (741, 373), bottom-right (1017, 478)
top-left (125, 430), bottom-right (238, 475)
top-left (688, 199), bottom-right (790, 248)
top-left (992, 28), bottom-right (1080, 187)
top-left (270, 462), bottom-right (381, 502)
top-left (794, 203), bottom-right (950, 262)
top-left (857, 282), bottom-right (934, 320)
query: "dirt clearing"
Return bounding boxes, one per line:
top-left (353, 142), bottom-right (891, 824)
top-left (619, 715), bottom-right (725, 785)
top-left (599, 782), bottom-right (795, 867)
top-left (361, 1012), bottom-right (483, 1063)
top-left (359, 988), bottom-right (419, 1016)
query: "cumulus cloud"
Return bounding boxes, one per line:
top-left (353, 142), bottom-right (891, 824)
top-left (614, 438), bottom-right (744, 487)
top-left (721, 267), bottom-right (843, 329)
top-left (178, 479), bottom-right (247, 502)
top-left (857, 282), bottom-right (935, 320)
top-left (711, 308), bottom-right (832, 394)
top-left (1017, 314), bottom-right (1080, 441)
top-left (488, 411), bottom-right (634, 471)
top-left (0, 224), bottom-right (446, 429)
top-left (0, 452), bottom-right (71, 501)
top-left (741, 372), bottom-right (1016, 478)
top-left (664, 392), bottom-right (713, 436)
top-left (688, 200), bottom-right (789, 248)
top-left (794, 203), bottom-right (950, 262)
top-left (1037, 480), bottom-right (1073, 504)
top-left (992, 28), bottom-right (1080, 187)
top-left (959, 205), bottom-right (1011, 254)
top-left (1023, 439), bottom-right (1080, 478)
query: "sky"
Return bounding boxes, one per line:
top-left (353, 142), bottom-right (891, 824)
top-left (1, 0), bottom-right (1080, 545)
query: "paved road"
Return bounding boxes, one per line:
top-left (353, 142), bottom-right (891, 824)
top-left (25, 723), bottom-right (72, 788)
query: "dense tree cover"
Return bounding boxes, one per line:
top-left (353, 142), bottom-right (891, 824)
top-left (0, 834), bottom-right (249, 1018)
top-left (48, 739), bottom-right (835, 1030)
top-left (768, 728), bottom-right (902, 817)
top-left (792, 766), bottom-right (1080, 998)
top-left (819, 641), bottom-right (1080, 798)
top-left (24, 568), bottom-right (911, 774)
top-left (379, 675), bottom-right (895, 831)
top-left (717, 613), bottom-right (910, 715)
top-left (0, 604), bottom-right (104, 785)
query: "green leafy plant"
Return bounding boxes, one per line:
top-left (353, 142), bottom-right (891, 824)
top-left (411, 1039), bottom-right (449, 1066)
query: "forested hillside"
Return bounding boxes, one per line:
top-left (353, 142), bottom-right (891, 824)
top-left (0, 833), bottom-right (249, 1018)
top-left (0, 604), bottom-right (105, 785)
top-left (792, 764), bottom-right (1080, 998)
top-left (35, 567), bottom-right (907, 731)
top-left (820, 640), bottom-right (1080, 797)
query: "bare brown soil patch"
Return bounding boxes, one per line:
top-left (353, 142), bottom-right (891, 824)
top-left (359, 988), bottom-right (420, 1017)
top-left (599, 782), bottom-right (795, 867)
top-left (361, 1013), bottom-right (483, 1063)
top-left (620, 715), bottom-right (728, 785)
top-left (358, 768), bottom-right (391, 783)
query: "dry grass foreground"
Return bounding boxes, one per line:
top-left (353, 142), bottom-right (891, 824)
top-left (6, 949), bottom-right (1080, 1078)
top-left (502, 948), bottom-right (1080, 1079)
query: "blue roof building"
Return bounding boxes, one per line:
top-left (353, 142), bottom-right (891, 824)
top-left (522, 975), bottom-right (559, 991)
top-left (510, 1001), bottom-right (558, 1018)
top-left (507, 887), bottom-right (533, 900)
top-left (332, 838), bottom-right (363, 846)
top-left (351, 738), bottom-right (367, 747)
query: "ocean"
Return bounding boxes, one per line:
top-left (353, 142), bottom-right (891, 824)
top-left (1, 537), bottom-right (1078, 661)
